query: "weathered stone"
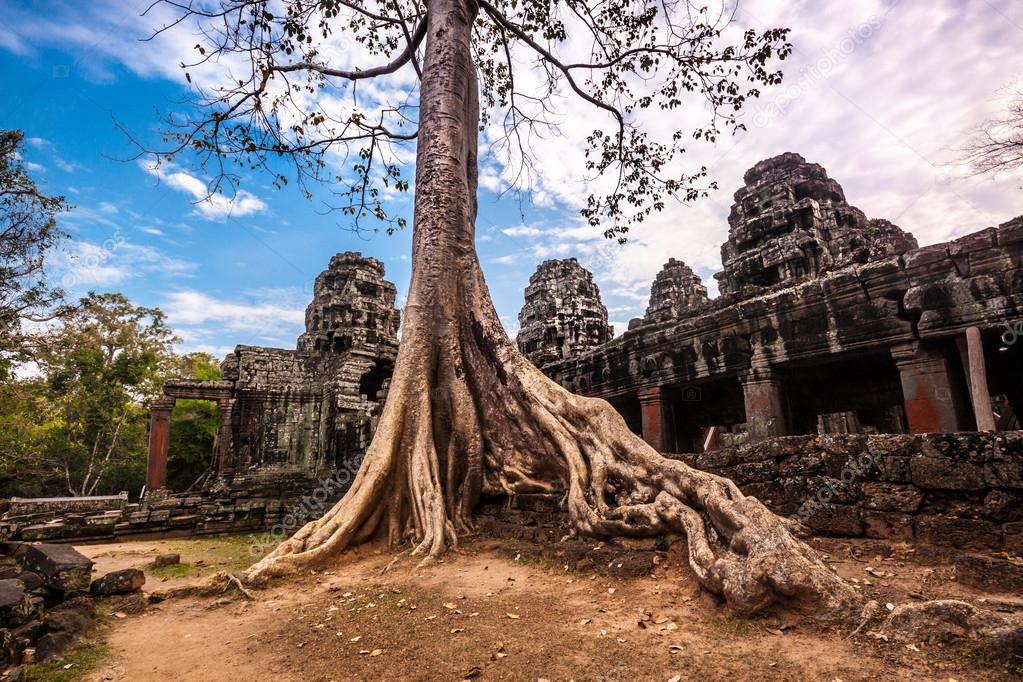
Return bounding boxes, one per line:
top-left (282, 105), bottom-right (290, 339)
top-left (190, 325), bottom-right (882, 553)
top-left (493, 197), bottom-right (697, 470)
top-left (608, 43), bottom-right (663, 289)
top-left (714, 153), bottom-right (916, 296)
top-left (34, 631), bottom-right (74, 663)
top-left (953, 554), bottom-right (1023, 593)
top-left (152, 553), bottom-right (180, 568)
top-left (910, 456), bottom-right (986, 491)
top-left (90, 569), bottom-right (145, 596)
top-left (0, 580), bottom-right (33, 628)
top-left (859, 483), bottom-right (924, 512)
top-left (863, 511), bottom-right (914, 540)
top-left (12, 545), bottom-right (92, 594)
top-left (14, 572), bottom-right (42, 593)
top-left (914, 516), bottom-right (1001, 549)
top-left (517, 258), bottom-right (612, 367)
top-left (644, 258), bottom-right (709, 322)
top-left (1003, 522), bottom-right (1023, 553)
top-left (804, 504), bottom-right (863, 536)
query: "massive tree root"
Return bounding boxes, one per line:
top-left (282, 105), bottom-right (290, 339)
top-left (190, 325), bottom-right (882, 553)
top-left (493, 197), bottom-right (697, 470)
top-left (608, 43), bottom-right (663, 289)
top-left (246, 0), bottom-right (864, 623)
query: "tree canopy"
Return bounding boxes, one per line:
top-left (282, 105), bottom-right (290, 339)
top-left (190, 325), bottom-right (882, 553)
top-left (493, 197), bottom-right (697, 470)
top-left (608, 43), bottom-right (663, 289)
top-left (0, 130), bottom-right (69, 379)
top-left (150, 0), bottom-right (789, 239)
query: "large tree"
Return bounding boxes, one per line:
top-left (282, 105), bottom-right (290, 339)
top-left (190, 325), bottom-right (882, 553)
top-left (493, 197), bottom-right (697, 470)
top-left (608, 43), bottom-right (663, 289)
top-left (152, 0), bottom-right (861, 619)
top-left (0, 130), bottom-right (69, 379)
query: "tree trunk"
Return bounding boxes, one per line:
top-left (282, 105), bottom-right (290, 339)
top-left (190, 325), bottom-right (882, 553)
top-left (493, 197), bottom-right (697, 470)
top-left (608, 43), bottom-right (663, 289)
top-left (246, 0), bottom-right (865, 622)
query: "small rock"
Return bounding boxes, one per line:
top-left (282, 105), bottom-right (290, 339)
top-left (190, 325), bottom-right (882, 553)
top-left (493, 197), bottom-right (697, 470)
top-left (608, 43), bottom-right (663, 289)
top-left (152, 554), bottom-right (180, 568)
top-left (35, 632), bottom-right (74, 663)
top-left (90, 569), bottom-right (145, 596)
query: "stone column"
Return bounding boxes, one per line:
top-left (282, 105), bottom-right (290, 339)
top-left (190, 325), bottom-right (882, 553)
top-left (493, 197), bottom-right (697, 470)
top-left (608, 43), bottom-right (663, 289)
top-left (741, 374), bottom-right (789, 442)
top-left (891, 342), bottom-right (961, 433)
top-left (964, 327), bottom-right (996, 431)
top-left (638, 386), bottom-right (673, 452)
top-left (214, 396), bottom-right (236, 475)
top-left (146, 397), bottom-right (175, 491)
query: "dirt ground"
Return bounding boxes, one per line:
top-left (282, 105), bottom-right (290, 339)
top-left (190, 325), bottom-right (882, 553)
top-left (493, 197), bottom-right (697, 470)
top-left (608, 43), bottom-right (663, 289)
top-left (67, 533), bottom-right (1021, 682)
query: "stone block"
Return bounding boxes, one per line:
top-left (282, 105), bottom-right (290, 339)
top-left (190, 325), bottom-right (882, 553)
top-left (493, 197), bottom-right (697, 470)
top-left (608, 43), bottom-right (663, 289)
top-left (1004, 522), bottom-right (1023, 554)
top-left (804, 504), bottom-right (864, 536)
top-left (90, 569), bottom-right (145, 596)
top-left (860, 483), bottom-right (923, 512)
top-left (152, 554), bottom-right (180, 568)
top-left (953, 554), bottom-right (1023, 593)
top-left (910, 456), bottom-right (986, 491)
top-left (864, 511), bottom-right (914, 540)
top-left (997, 215), bottom-right (1023, 246)
top-left (13, 545), bottom-right (92, 593)
top-left (914, 515), bottom-right (1001, 549)
top-left (0, 579), bottom-right (34, 628)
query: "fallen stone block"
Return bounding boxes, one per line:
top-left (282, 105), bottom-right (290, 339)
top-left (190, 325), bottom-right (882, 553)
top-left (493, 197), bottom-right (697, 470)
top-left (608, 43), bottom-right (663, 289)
top-left (0, 580), bottom-right (34, 628)
top-left (152, 553), bottom-right (180, 567)
top-left (90, 569), bottom-right (145, 596)
top-left (13, 544), bottom-right (93, 593)
top-left (34, 631), bottom-right (74, 664)
top-left (953, 554), bottom-right (1023, 593)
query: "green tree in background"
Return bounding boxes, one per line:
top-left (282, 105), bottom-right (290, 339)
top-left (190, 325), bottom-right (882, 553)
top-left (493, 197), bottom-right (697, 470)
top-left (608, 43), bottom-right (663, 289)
top-left (35, 292), bottom-right (179, 496)
top-left (167, 352), bottom-right (221, 492)
top-left (0, 293), bottom-right (225, 500)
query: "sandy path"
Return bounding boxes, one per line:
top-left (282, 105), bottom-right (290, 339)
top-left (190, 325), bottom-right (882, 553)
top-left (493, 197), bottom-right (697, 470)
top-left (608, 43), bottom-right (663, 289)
top-left (78, 537), bottom-right (1015, 681)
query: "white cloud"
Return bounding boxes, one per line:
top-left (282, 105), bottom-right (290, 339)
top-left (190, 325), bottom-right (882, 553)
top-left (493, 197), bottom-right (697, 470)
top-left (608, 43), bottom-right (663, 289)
top-left (501, 226), bottom-right (543, 238)
top-left (55, 158), bottom-right (83, 173)
top-left (162, 289), bottom-right (307, 348)
top-left (56, 239), bottom-right (197, 288)
top-left (141, 161), bottom-right (267, 221)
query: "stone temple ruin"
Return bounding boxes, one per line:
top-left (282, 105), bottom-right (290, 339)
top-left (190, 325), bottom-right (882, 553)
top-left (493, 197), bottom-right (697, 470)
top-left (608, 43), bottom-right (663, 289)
top-left (516, 257), bottom-right (613, 366)
top-left (0, 253), bottom-right (400, 542)
top-left (3, 153), bottom-right (1021, 553)
top-left (518, 153), bottom-right (1023, 550)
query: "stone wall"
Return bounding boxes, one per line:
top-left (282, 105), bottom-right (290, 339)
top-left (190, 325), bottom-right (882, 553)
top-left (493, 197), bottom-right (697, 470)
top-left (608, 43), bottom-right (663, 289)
top-left (0, 466), bottom-right (358, 543)
top-left (671, 432), bottom-right (1023, 550)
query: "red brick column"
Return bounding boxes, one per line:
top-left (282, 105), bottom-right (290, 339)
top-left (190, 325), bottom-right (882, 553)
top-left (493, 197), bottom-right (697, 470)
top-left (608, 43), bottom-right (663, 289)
top-left (146, 397), bottom-right (175, 490)
top-left (638, 387), bottom-right (673, 453)
top-left (891, 342), bottom-right (961, 434)
top-left (741, 375), bottom-right (788, 442)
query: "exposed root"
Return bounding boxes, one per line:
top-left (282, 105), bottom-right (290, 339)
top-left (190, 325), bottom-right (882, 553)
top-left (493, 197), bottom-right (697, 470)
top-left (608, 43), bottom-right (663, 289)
top-left (148, 570), bottom-right (254, 602)
top-left (226, 572), bottom-right (255, 600)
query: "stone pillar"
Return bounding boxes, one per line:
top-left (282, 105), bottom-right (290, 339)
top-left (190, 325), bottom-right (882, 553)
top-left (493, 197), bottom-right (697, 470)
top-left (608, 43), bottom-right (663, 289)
top-left (891, 342), bottom-right (961, 433)
top-left (146, 397), bottom-right (175, 491)
top-left (965, 327), bottom-right (996, 431)
top-left (214, 396), bottom-right (235, 475)
top-left (638, 387), bottom-right (673, 452)
top-left (741, 374), bottom-right (788, 442)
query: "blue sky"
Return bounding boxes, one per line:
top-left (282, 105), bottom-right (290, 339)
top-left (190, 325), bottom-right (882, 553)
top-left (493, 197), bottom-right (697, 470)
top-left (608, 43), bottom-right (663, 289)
top-left (2, 0), bottom-right (1022, 359)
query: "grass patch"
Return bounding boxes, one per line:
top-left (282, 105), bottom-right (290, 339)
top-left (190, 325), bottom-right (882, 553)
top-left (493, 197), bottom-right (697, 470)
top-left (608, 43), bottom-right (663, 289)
top-left (148, 561), bottom-right (199, 579)
top-left (24, 641), bottom-right (111, 682)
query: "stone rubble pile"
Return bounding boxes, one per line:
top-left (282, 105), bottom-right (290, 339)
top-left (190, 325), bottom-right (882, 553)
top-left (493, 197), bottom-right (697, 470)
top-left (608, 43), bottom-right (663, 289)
top-left (0, 542), bottom-right (144, 676)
